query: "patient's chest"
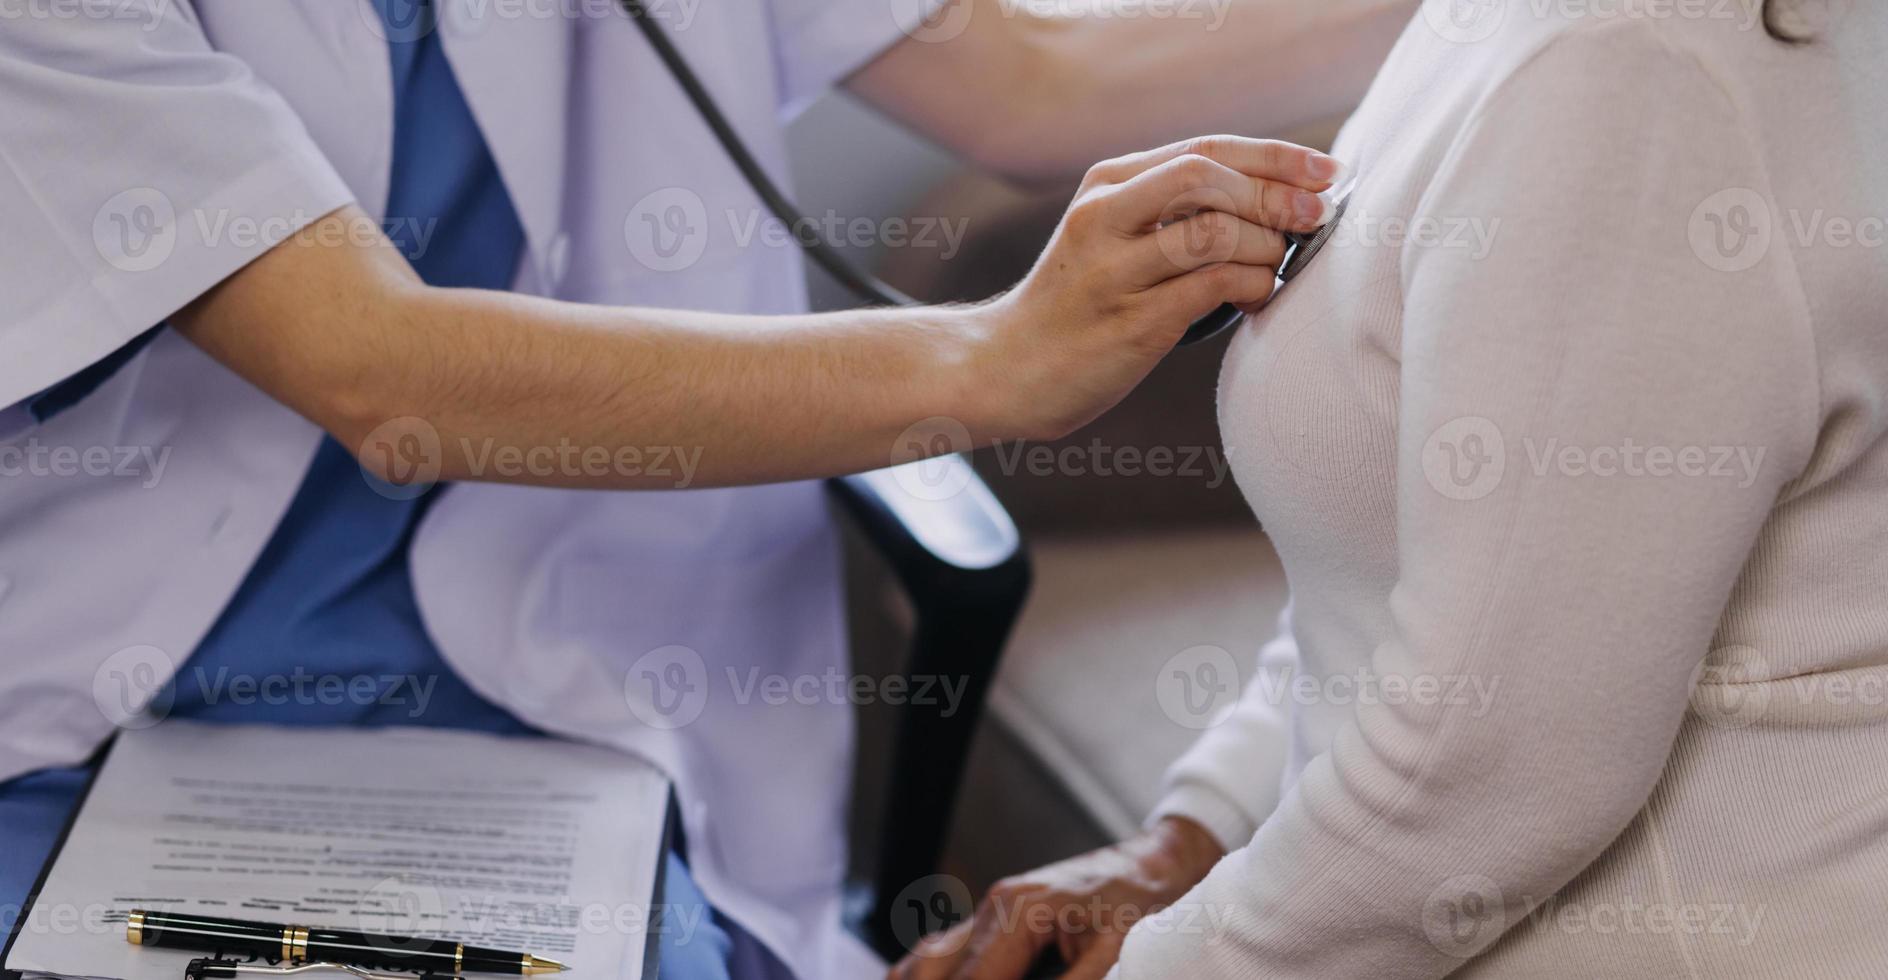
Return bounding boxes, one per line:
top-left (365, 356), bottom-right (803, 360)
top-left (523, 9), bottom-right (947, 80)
top-left (1216, 31), bottom-right (1486, 638)
top-left (1219, 189), bottom-right (1405, 589)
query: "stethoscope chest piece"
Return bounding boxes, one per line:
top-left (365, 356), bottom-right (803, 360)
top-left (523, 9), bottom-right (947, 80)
top-left (1175, 189), bottom-right (1354, 347)
top-left (1277, 191), bottom-right (1351, 286)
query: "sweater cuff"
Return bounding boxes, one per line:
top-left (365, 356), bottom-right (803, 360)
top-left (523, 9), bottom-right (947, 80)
top-left (1148, 781), bottom-right (1262, 854)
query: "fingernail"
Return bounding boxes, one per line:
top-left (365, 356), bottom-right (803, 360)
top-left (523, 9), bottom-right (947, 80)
top-left (1295, 191), bottom-right (1329, 226)
top-left (1329, 158), bottom-right (1353, 190)
top-left (1307, 153), bottom-right (1342, 181)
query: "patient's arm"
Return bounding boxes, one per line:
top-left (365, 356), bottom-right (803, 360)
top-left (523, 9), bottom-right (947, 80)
top-left (846, 0), bottom-right (1415, 181)
top-left (1113, 25), bottom-right (1818, 978)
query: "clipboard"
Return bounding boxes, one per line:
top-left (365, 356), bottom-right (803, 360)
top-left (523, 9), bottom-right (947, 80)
top-left (1, 735), bottom-right (117, 980)
top-left (2, 725), bottom-right (673, 980)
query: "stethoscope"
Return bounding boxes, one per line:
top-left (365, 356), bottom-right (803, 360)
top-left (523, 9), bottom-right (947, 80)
top-left (612, 0), bottom-right (1348, 348)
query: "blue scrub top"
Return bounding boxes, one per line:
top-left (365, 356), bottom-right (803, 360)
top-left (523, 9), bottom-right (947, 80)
top-left (3, 5), bottom-right (739, 975)
top-left (180, 0), bottom-right (529, 736)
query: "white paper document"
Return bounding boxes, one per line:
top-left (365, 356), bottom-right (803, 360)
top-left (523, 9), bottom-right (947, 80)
top-left (4, 722), bottom-right (670, 980)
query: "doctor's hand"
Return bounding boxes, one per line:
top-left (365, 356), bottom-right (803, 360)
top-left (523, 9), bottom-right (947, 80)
top-left (888, 816), bottom-right (1225, 980)
top-left (975, 136), bottom-right (1338, 441)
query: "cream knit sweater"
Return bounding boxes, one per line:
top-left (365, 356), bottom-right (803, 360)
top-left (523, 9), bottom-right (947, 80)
top-left (1117, 2), bottom-right (1888, 977)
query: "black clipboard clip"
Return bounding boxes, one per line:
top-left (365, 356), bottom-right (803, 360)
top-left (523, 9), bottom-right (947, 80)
top-left (184, 959), bottom-right (463, 980)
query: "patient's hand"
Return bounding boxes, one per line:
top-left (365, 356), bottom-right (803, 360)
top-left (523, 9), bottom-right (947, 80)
top-left (888, 816), bottom-right (1224, 980)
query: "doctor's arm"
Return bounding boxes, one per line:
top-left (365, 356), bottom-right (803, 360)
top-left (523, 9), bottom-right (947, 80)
top-left (845, 0), bottom-right (1415, 181)
top-left (172, 135), bottom-right (1331, 491)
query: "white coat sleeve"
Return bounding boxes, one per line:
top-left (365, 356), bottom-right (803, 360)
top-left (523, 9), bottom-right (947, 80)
top-left (0, 0), bottom-right (355, 411)
top-left (763, 0), bottom-right (947, 117)
top-left (1111, 21), bottom-right (1821, 978)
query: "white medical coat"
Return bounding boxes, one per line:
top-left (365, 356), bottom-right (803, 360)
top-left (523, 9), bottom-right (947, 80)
top-left (0, 2), bottom-right (937, 975)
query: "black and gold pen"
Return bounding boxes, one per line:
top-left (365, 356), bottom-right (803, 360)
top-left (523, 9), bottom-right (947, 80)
top-left (127, 910), bottom-right (569, 975)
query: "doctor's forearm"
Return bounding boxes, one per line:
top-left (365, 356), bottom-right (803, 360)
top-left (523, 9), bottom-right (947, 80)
top-left (173, 212), bottom-right (1015, 490)
top-left (849, 0), bottom-right (1414, 181)
top-left (352, 286), bottom-right (1013, 489)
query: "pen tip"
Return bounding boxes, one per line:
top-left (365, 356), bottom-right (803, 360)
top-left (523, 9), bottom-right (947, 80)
top-left (523, 957), bottom-right (570, 974)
